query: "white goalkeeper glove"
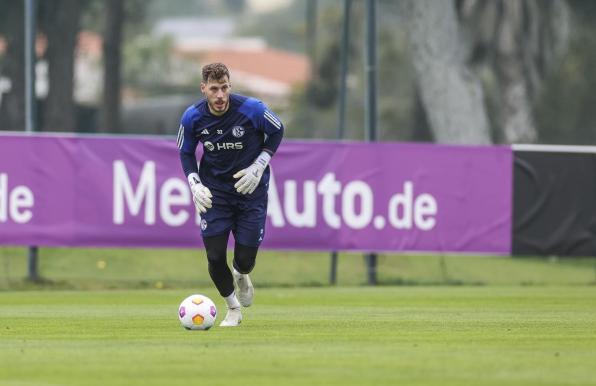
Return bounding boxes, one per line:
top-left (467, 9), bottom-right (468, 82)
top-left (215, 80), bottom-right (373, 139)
top-left (187, 173), bottom-right (212, 213)
top-left (233, 151), bottom-right (271, 195)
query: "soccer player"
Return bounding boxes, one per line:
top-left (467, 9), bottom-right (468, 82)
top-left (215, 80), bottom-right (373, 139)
top-left (177, 63), bottom-right (284, 327)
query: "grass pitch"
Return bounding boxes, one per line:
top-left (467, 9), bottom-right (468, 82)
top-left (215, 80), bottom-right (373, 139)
top-left (1, 286), bottom-right (596, 386)
top-left (1, 247), bottom-right (596, 289)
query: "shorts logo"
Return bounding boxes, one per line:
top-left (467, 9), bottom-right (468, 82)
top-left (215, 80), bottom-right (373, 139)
top-left (200, 219), bottom-right (208, 231)
top-left (204, 141), bottom-right (215, 151)
top-left (232, 126), bottom-right (245, 138)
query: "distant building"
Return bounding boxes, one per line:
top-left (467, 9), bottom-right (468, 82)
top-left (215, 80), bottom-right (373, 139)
top-left (154, 17), bottom-right (311, 105)
top-left (0, 32), bottom-right (102, 105)
top-left (176, 46), bottom-right (310, 104)
top-left (1, 18), bottom-right (310, 134)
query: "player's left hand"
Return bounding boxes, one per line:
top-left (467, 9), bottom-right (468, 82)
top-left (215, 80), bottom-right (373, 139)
top-left (233, 163), bottom-right (263, 195)
top-left (233, 151), bottom-right (272, 195)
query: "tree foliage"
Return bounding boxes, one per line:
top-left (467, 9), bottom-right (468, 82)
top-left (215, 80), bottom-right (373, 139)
top-left (534, 0), bottom-right (596, 144)
top-left (3, 0), bottom-right (596, 144)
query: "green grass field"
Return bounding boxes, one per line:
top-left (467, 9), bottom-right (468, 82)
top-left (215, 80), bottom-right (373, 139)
top-left (1, 286), bottom-right (596, 386)
top-left (1, 248), bottom-right (596, 385)
top-left (1, 247), bottom-right (596, 289)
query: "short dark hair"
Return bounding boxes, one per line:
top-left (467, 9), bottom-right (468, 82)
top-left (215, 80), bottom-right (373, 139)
top-left (202, 62), bottom-right (230, 82)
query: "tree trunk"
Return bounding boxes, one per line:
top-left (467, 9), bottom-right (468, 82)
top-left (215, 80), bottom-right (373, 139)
top-left (402, 0), bottom-right (491, 145)
top-left (0, 1), bottom-right (25, 131)
top-left (411, 87), bottom-right (433, 142)
top-left (42, 0), bottom-right (81, 131)
top-left (493, 1), bottom-right (537, 143)
top-left (100, 0), bottom-right (124, 133)
top-left (458, 0), bottom-right (570, 144)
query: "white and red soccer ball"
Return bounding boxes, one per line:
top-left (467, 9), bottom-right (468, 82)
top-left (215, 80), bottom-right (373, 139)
top-left (178, 294), bottom-right (217, 330)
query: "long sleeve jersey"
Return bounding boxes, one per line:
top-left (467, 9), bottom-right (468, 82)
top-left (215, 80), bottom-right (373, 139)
top-left (177, 93), bottom-right (284, 197)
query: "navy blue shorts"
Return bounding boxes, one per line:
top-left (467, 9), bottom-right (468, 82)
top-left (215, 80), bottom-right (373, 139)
top-left (199, 191), bottom-right (267, 247)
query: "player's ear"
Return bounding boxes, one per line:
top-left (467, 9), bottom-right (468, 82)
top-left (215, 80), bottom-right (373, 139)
top-left (200, 82), bottom-right (206, 94)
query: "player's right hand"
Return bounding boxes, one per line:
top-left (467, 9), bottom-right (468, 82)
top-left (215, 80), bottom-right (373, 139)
top-left (187, 173), bottom-right (212, 213)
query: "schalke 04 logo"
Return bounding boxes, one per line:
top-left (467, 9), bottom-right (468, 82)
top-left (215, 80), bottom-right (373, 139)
top-left (232, 126), bottom-right (245, 138)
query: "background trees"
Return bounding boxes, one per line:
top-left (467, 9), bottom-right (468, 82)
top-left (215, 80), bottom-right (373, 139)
top-left (39, 0), bottom-right (82, 131)
top-left (0, 0), bottom-right (25, 131)
top-left (458, 0), bottom-right (570, 144)
top-left (401, 0), bottom-right (492, 144)
top-left (1, 0), bottom-right (596, 145)
top-left (100, 0), bottom-right (125, 133)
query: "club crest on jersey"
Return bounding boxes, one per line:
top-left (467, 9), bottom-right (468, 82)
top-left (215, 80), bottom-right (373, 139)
top-left (200, 219), bottom-right (208, 231)
top-left (204, 141), bottom-right (215, 151)
top-left (232, 126), bottom-right (245, 138)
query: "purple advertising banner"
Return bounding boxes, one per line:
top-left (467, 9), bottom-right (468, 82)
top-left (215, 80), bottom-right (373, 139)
top-left (0, 133), bottom-right (512, 253)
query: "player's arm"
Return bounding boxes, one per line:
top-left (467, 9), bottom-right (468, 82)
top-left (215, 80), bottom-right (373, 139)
top-left (260, 106), bottom-right (284, 156)
top-left (233, 103), bottom-right (284, 195)
top-left (178, 110), bottom-right (212, 213)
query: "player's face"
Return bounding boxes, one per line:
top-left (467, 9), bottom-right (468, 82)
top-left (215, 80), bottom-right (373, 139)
top-left (201, 76), bottom-right (231, 116)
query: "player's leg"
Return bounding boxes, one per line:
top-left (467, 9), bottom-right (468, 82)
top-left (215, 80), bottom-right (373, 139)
top-left (233, 242), bottom-right (258, 273)
top-left (232, 243), bottom-right (258, 307)
top-left (203, 234), bottom-right (242, 326)
top-left (201, 194), bottom-right (242, 326)
top-left (232, 196), bottom-right (267, 307)
top-left (202, 233), bottom-right (234, 299)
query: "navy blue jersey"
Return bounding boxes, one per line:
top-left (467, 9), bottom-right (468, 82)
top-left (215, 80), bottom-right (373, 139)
top-left (177, 93), bottom-right (284, 197)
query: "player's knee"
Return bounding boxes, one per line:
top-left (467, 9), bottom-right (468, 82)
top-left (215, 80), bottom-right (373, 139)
top-left (203, 234), bottom-right (228, 266)
top-left (233, 243), bottom-right (258, 274)
top-left (233, 255), bottom-right (255, 274)
top-left (206, 249), bottom-right (226, 267)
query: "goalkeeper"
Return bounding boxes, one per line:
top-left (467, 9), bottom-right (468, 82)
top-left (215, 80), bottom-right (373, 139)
top-left (177, 63), bottom-right (284, 327)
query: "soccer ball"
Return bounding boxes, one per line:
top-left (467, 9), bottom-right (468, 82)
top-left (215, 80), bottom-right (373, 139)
top-left (178, 294), bottom-right (217, 330)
